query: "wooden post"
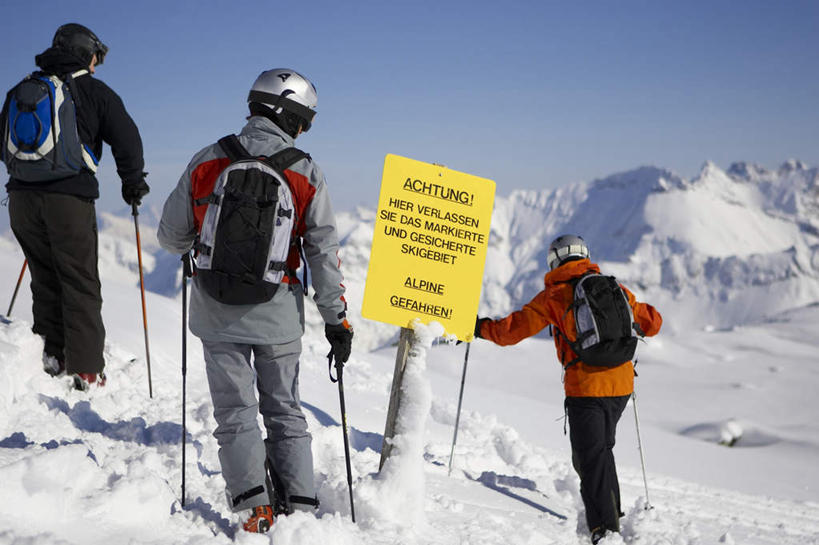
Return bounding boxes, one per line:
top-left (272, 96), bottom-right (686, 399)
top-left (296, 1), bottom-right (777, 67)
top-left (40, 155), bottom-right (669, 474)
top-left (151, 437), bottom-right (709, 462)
top-left (379, 327), bottom-right (414, 471)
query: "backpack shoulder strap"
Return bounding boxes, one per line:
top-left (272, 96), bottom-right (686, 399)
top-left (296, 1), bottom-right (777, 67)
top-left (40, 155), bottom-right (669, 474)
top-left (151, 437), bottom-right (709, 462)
top-left (63, 71), bottom-right (83, 110)
top-left (552, 326), bottom-right (582, 369)
top-left (264, 146), bottom-right (311, 294)
top-left (217, 134), bottom-right (252, 162)
top-left (561, 273), bottom-right (591, 319)
top-left (265, 146), bottom-right (310, 173)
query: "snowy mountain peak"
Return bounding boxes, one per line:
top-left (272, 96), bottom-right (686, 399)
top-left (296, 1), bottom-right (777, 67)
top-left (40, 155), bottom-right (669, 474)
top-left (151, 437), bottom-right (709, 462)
top-left (692, 160), bottom-right (734, 186)
top-left (592, 165), bottom-right (688, 193)
top-left (779, 158), bottom-right (809, 174)
top-left (727, 161), bottom-right (772, 182)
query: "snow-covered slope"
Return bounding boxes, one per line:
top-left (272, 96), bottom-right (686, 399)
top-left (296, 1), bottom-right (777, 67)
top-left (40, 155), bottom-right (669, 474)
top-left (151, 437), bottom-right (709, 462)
top-left (2, 244), bottom-right (819, 544)
top-left (1, 159), bottom-right (818, 544)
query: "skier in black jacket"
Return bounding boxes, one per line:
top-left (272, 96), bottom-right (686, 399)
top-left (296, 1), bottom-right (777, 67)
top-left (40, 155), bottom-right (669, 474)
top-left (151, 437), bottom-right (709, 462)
top-left (1, 23), bottom-right (148, 390)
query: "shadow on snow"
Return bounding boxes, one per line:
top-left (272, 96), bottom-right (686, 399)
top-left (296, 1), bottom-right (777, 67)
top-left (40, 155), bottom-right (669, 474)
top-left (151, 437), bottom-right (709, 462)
top-left (468, 471), bottom-right (567, 520)
top-left (302, 400), bottom-right (383, 453)
top-left (39, 395), bottom-right (188, 447)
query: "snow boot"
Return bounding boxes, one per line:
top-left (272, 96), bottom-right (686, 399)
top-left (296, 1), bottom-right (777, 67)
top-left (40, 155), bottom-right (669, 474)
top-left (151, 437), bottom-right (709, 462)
top-left (242, 505), bottom-right (274, 533)
top-left (591, 527), bottom-right (621, 544)
top-left (42, 353), bottom-right (66, 377)
top-left (73, 372), bottom-right (107, 391)
top-left (591, 527), bottom-right (608, 544)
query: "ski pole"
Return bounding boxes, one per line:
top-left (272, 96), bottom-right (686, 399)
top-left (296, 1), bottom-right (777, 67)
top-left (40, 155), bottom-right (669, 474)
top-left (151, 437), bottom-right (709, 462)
top-left (181, 253), bottom-right (192, 507)
top-left (329, 352), bottom-right (356, 522)
top-left (632, 390), bottom-right (653, 509)
top-left (448, 342), bottom-right (471, 476)
top-left (131, 202), bottom-right (153, 398)
top-left (6, 259), bottom-right (27, 317)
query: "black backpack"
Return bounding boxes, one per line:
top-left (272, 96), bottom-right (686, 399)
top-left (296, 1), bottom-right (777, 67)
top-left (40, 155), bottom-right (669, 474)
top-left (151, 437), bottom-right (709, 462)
top-left (192, 134), bottom-right (309, 305)
top-left (555, 273), bottom-right (643, 368)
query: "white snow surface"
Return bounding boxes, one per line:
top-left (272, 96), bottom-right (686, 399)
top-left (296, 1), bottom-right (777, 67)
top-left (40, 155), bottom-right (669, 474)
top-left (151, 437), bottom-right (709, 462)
top-left (1, 160), bottom-right (819, 544)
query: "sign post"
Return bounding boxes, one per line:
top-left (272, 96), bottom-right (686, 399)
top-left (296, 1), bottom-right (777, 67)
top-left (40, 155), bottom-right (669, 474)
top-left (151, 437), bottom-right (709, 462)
top-left (379, 326), bottom-right (414, 470)
top-left (363, 154), bottom-right (495, 470)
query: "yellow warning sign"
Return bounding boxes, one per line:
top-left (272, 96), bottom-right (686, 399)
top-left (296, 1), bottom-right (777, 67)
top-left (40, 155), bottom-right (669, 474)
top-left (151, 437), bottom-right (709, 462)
top-left (362, 154), bottom-right (495, 341)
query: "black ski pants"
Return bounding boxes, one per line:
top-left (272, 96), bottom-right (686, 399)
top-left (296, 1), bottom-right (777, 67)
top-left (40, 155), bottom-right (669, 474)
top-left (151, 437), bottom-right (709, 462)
top-left (566, 394), bottom-right (631, 534)
top-left (8, 191), bottom-right (105, 374)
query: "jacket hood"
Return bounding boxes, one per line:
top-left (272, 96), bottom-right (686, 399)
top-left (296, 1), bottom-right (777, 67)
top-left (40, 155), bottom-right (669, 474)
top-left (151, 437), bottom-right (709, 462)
top-left (240, 116), bottom-right (295, 146)
top-left (35, 47), bottom-right (89, 75)
top-left (543, 258), bottom-right (599, 286)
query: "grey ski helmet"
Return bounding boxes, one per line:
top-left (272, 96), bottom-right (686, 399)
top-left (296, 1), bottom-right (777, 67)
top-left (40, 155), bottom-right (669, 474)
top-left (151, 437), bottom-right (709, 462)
top-left (247, 69), bottom-right (317, 132)
top-left (53, 23), bottom-right (108, 65)
top-left (547, 234), bottom-right (590, 270)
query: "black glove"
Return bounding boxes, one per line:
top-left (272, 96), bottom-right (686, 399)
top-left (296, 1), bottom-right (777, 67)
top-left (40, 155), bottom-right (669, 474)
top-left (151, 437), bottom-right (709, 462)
top-left (459, 316), bottom-right (489, 344)
top-left (474, 316), bottom-right (490, 339)
top-left (325, 321), bottom-right (354, 364)
top-left (122, 178), bottom-right (150, 206)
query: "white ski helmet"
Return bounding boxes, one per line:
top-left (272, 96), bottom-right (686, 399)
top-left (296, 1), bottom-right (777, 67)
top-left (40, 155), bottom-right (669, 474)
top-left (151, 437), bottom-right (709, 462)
top-left (547, 234), bottom-right (590, 270)
top-left (247, 68), bottom-right (318, 132)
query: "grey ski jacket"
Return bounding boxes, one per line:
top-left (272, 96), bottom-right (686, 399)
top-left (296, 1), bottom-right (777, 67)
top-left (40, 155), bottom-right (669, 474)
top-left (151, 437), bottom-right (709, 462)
top-left (157, 116), bottom-right (347, 344)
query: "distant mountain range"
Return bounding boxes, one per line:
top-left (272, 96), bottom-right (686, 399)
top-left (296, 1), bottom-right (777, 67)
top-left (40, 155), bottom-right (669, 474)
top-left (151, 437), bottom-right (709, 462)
top-left (4, 160), bottom-right (817, 350)
top-left (331, 160), bottom-right (819, 348)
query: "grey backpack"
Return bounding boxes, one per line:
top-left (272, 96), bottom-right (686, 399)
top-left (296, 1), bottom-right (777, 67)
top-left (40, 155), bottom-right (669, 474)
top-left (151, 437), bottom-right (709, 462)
top-left (192, 134), bottom-right (308, 305)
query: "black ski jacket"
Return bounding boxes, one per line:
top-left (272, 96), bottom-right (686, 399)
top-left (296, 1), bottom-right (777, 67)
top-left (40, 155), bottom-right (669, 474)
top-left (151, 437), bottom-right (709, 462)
top-left (1, 47), bottom-right (145, 199)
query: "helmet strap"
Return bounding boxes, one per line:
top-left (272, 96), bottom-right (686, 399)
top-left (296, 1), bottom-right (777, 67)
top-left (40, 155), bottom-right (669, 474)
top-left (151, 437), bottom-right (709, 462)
top-left (247, 90), bottom-right (315, 125)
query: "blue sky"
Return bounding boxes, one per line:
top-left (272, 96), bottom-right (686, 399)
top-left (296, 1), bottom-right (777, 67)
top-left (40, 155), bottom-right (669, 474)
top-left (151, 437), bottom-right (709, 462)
top-left (1, 0), bottom-right (817, 214)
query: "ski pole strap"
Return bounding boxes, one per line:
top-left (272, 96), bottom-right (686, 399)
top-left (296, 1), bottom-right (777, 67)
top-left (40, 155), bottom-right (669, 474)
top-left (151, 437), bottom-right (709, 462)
top-left (327, 350), bottom-right (340, 383)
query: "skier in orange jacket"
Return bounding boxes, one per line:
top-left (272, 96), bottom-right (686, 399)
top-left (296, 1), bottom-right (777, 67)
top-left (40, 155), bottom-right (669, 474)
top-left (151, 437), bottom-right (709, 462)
top-left (475, 234), bottom-right (662, 544)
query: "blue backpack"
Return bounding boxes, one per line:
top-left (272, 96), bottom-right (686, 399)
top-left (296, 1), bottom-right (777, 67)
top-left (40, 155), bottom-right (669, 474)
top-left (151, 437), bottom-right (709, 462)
top-left (2, 70), bottom-right (98, 181)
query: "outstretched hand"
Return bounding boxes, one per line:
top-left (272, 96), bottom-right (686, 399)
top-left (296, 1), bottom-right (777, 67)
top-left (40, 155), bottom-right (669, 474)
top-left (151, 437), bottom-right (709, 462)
top-left (474, 316), bottom-right (490, 339)
top-left (457, 316), bottom-right (490, 345)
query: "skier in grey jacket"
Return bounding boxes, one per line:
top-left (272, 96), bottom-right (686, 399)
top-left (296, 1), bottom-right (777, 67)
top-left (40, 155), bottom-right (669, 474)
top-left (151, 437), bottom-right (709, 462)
top-left (157, 69), bottom-right (352, 533)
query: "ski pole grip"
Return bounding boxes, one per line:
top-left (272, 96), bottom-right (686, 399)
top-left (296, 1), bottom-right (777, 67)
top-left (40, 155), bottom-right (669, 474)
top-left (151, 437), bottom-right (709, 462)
top-left (181, 252), bottom-right (193, 278)
top-left (131, 202), bottom-right (139, 217)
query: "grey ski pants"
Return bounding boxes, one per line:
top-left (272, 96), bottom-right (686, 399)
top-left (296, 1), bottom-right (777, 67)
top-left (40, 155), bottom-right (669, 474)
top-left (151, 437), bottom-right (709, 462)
top-left (202, 338), bottom-right (316, 513)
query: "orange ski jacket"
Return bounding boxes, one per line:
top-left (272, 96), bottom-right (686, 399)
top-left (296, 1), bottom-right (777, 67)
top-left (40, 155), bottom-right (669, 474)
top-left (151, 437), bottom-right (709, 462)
top-left (478, 259), bottom-right (662, 397)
